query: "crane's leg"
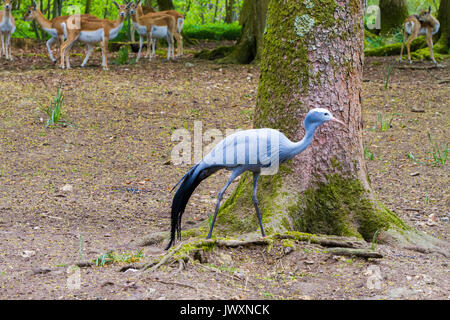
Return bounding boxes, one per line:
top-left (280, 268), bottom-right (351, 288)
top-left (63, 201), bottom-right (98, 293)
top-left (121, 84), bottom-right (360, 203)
top-left (206, 168), bottom-right (244, 239)
top-left (252, 172), bottom-right (266, 237)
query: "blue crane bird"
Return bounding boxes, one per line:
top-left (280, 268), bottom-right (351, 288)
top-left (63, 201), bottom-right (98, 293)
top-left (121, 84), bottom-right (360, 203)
top-left (166, 108), bottom-right (345, 249)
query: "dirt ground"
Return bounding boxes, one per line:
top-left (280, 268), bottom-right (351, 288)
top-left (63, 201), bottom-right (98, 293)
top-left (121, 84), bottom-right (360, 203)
top-left (0, 41), bottom-right (448, 300)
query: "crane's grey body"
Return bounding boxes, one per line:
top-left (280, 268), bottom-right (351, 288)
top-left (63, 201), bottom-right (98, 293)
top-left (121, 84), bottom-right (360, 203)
top-left (166, 108), bottom-right (344, 249)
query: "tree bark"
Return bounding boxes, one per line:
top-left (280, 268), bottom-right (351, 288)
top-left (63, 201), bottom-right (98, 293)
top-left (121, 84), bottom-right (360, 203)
top-left (157, 0), bottom-right (174, 11)
top-left (218, 0), bottom-right (269, 64)
top-left (85, 0), bottom-right (92, 14)
top-left (379, 0), bottom-right (409, 35)
top-left (213, 0), bottom-right (439, 250)
top-left (225, 0), bottom-right (235, 24)
top-left (436, 0), bottom-right (450, 53)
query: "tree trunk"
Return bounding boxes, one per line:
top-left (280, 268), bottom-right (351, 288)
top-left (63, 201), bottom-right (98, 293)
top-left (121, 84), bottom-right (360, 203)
top-left (380, 0), bottom-right (409, 35)
top-left (157, 0), bottom-right (174, 11)
top-left (214, 0), bottom-right (438, 250)
top-left (213, 0), bottom-right (219, 22)
top-left (436, 0), bottom-right (450, 53)
top-left (85, 0), bottom-right (92, 14)
top-left (225, 0), bottom-right (235, 24)
top-left (218, 0), bottom-right (269, 64)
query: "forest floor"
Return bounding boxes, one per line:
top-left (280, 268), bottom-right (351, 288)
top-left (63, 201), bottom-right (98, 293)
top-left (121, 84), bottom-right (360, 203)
top-left (0, 41), bottom-right (448, 300)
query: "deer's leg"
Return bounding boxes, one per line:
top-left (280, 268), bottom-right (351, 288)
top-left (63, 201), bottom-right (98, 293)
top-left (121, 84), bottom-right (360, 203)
top-left (6, 32), bottom-right (12, 60)
top-left (0, 32), bottom-right (4, 57)
top-left (407, 29), bottom-right (419, 64)
top-left (137, 35), bottom-right (143, 62)
top-left (399, 30), bottom-right (408, 62)
top-left (426, 29), bottom-right (437, 64)
top-left (102, 37), bottom-right (109, 70)
top-left (81, 44), bottom-right (94, 68)
top-left (147, 32), bottom-right (152, 60)
top-left (152, 38), bottom-right (156, 57)
top-left (65, 40), bottom-right (75, 69)
top-left (46, 37), bottom-right (57, 63)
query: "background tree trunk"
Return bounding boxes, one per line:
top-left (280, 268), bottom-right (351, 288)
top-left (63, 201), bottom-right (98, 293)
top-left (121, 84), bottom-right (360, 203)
top-left (212, 0), bottom-right (437, 249)
top-left (218, 0), bottom-right (269, 64)
top-left (380, 0), bottom-right (409, 35)
top-left (436, 0), bottom-right (450, 53)
top-left (225, 0), bottom-right (235, 24)
top-left (157, 0), bottom-right (174, 11)
top-left (85, 0), bottom-right (92, 14)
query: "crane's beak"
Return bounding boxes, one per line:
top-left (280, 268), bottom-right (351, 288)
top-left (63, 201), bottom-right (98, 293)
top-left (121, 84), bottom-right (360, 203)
top-left (331, 117), bottom-right (345, 126)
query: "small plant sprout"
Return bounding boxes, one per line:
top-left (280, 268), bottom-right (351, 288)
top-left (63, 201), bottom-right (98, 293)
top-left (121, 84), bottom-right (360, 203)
top-left (41, 86), bottom-right (73, 128)
top-left (94, 249), bottom-right (144, 267)
top-left (427, 132), bottom-right (448, 166)
top-left (374, 113), bottom-right (394, 131)
top-left (113, 46), bottom-right (135, 65)
top-left (364, 147), bottom-right (374, 160)
top-left (384, 63), bottom-right (393, 90)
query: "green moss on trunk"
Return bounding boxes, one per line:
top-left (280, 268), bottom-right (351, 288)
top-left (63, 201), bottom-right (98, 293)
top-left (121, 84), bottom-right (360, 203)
top-left (289, 174), bottom-right (408, 241)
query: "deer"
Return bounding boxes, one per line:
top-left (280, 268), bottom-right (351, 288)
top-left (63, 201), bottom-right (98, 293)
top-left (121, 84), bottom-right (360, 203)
top-left (59, 1), bottom-right (131, 70)
top-left (22, 1), bottom-right (97, 63)
top-left (130, 3), bottom-right (154, 42)
top-left (399, 6), bottom-right (440, 64)
top-left (0, 0), bottom-right (16, 61)
top-left (129, 1), bottom-right (176, 62)
top-left (134, 1), bottom-right (184, 57)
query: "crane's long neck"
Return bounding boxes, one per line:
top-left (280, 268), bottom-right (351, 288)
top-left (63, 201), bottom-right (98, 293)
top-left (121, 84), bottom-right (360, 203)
top-left (286, 123), bottom-right (319, 160)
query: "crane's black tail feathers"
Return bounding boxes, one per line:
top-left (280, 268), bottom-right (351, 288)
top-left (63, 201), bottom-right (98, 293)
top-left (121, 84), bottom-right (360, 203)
top-left (165, 163), bottom-right (220, 250)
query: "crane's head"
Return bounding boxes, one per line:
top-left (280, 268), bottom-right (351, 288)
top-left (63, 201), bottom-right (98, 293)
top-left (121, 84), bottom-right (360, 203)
top-left (304, 108), bottom-right (345, 131)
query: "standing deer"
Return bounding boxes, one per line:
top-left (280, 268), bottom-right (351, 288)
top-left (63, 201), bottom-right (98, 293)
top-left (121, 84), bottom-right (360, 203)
top-left (129, 2), bottom-right (176, 62)
top-left (0, 0), bottom-right (15, 61)
top-left (22, 1), bottom-right (97, 63)
top-left (59, 1), bottom-right (131, 70)
top-left (399, 6), bottom-right (440, 64)
top-left (135, 1), bottom-right (184, 57)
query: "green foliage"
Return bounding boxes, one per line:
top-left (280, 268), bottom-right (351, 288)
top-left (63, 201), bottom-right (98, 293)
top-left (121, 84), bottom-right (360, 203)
top-left (364, 147), bottom-right (374, 160)
top-left (112, 45), bottom-right (135, 65)
top-left (373, 113), bottom-right (394, 131)
top-left (384, 63), bottom-right (393, 89)
top-left (41, 86), bottom-right (73, 128)
top-left (427, 132), bottom-right (448, 166)
top-left (94, 249), bottom-right (144, 267)
top-left (183, 22), bottom-right (241, 41)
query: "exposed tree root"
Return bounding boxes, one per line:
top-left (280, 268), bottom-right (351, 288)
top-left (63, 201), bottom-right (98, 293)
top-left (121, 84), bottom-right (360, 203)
top-left (135, 232), bottom-right (377, 273)
top-left (397, 64), bottom-right (445, 70)
top-left (273, 233), bottom-right (366, 248)
top-left (327, 247), bottom-right (383, 259)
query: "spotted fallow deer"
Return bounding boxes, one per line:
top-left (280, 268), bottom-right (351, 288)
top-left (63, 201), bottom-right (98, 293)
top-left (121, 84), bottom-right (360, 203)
top-left (0, 0), bottom-right (16, 61)
top-left (59, 1), bottom-right (131, 70)
top-left (129, 2), bottom-right (177, 62)
top-left (22, 1), bottom-right (97, 63)
top-left (399, 6), bottom-right (440, 64)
